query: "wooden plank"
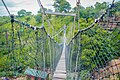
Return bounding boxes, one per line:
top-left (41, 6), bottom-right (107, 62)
top-left (43, 12), bottom-right (76, 16)
top-left (53, 28), bottom-right (67, 80)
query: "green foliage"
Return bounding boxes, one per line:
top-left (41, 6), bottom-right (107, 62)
top-left (34, 14), bottom-right (42, 23)
top-left (0, 1), bottom-right (120, 78)
top-left (53, 0), bottom-right (71, 12)
top-left (38, 8), bottom-right (47, 13)
top-left (17, 9), bottom-right (32, 17)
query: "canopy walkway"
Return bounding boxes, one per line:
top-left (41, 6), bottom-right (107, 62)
top-left (53, 26), bottom-right (67, 80)
top-left (0, 0), bottom-right (120, 80)
top-left (53, 44), bottom-right (66, 80)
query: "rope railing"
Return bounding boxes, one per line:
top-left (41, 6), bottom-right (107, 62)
top-left (1, 0), bottom-right (120, 79)
top-left (68, 0), bottom-right (115, 45)
top-left (0, 16), bottom-right (63, 78)
top-left (66, 0), bottom-right (120, 79)
top-left (1, 0), bottom-right (63, 79)
top-left (66, 24), bottom-right (120, 80)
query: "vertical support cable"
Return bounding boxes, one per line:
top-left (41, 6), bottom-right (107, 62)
top-left (52, 40), bottom-right (55, 72)
top-left (37, 0), bottom-right (55, 36)
top-left (41, 29), bottom-right (46, 77)
top-left (49, 39), bottom-right (52, 79)
top-left (37, 0), bottom-right (44, 27)
top-left (74, 32), bottom-right (82, 80)
top-left (5, 30), bottom-right (9, 53)
top-left (73, 16), bottom-right (76, 36)
top-left (18, 23), bottom-right (23, 55)
top-left (35, 30), bottom-right (40, 76)
top-left (17, 23), bottom-right (22, 70)
top-left (77, 0), bottom-right (80, 30)
top-left (11, 15), bottom-right (15, 76)
top-left (76, 0), bottom-right (81, 80)
top-left (42, 14), bottom-right (44, 26)
top-left (35, 30), bottom-right (39, 65)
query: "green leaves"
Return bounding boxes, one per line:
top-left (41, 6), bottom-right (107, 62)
top-left (53, 0), bottom-right (71, 12)
top-left (17, 9), bottom-right (32, 17)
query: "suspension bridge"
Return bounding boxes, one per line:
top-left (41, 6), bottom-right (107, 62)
top-left (0, 0), bottom-right (120, 80)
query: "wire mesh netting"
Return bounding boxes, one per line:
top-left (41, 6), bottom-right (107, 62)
top-left (66, 24), bottom-right (120, 80)
top-left (0, 20), bottom-right (63, 78)
top-left (0, 0), bottom-right (120, 80)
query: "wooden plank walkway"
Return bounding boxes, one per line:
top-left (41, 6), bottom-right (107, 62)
top-left (53, 46), bottom-right (66, 80)
top-left (53, 26), bottom-right (67, 80)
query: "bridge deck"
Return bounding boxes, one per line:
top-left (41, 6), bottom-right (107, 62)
top-left (53, 45), bottom-right (66, 80)
top-left (53, 27), bottom-right (67, 80)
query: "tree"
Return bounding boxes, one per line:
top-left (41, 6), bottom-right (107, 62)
top-left (34, 14), bottom-right (42, 23)
top-left (53, 0), bottom-right (71, 12)
top-left (17, 9), bottom-right (32, 17)
top-left (26, 12), bottom-right (32, 15)
top-left (38, 8), bottom-right (47, 13)
top-left (94, 2), bottom-right (107, 17)
top-left (18, 9), bottom-right (26, 17)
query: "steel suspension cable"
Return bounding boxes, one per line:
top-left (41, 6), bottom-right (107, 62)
top-left (1, 0), bottom-right (11, 16)
top-left (66, 0), bottom-right (118, 79)
top-left (37, 0), bottom-right (55, 35)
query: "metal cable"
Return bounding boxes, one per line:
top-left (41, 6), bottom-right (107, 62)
top-left (1, 0), bottom-right (11, 16)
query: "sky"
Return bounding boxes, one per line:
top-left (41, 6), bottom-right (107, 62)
top-left (0, 0), bottom-right (118, 16)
